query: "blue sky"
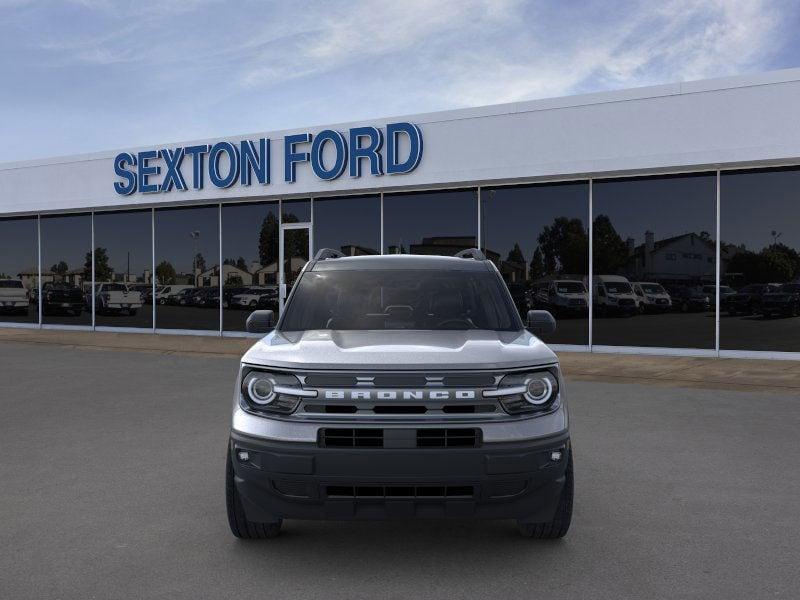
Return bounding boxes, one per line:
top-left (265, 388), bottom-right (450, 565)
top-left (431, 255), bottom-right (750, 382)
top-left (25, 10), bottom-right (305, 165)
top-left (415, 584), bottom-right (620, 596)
top-left (1, 0), bottom-right (799, 162)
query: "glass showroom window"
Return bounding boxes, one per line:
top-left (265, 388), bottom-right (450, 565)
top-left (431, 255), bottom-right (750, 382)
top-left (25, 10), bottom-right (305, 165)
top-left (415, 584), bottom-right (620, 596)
top-left (383, 189), bottom-right (478, 255)
top-left (92, 210), bottom-right (153, 329)
top-left (481, 182), bottom-right (589, 346)
top-left (0, 216), bottom-right (39, 324)
top-left (592, 173), bottom-right (717, 349)
top-left (40, 213), bottom-right (92, 326)
top-left (155, 205), bottom-right (219, 331)
top-left (221, 201), bottom-right (279, 332)
top-left (282, 198), bottom-right (311, 223)
top-left (721, 167), bottom-right (800, 352)
top-left (314, 195), bottom-right (381, 256)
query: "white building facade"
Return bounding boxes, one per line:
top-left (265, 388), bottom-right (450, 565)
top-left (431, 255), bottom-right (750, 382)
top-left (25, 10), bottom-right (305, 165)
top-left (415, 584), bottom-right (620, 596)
top-left (2, 69), bottom-right (800, 358)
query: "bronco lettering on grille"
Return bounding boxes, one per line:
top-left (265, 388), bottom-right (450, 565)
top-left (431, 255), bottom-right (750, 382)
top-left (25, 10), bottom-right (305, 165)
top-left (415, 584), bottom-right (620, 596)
top-left (323, 390), bottom-right (477, 400)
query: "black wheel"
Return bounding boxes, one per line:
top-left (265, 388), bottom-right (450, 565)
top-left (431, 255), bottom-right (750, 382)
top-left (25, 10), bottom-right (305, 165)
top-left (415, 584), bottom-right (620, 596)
top-left (226, 451), bottom-right (282, 539)
top-left (517, 449), bottom-right (573, 539)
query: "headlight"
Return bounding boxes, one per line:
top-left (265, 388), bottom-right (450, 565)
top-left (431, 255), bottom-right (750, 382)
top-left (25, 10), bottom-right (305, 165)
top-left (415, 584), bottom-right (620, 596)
top-left (524, 375), bottom-right (553, 405)
top-left (485, 369), bottom-right (560, 414)
top-left (239, 368), bottom-right (316, 414)
top-left (246, 374), bottom-right (275, 405)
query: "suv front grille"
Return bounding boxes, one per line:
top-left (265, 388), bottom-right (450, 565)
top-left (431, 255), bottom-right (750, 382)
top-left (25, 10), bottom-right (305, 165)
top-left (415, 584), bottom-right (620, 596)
top-left (319, 428), bottom-right (480, 448)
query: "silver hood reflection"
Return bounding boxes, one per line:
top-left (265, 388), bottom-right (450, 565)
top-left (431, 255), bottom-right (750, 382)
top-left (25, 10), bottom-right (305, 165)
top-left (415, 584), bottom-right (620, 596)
top-left (242, 329), bottom-right (558, 370)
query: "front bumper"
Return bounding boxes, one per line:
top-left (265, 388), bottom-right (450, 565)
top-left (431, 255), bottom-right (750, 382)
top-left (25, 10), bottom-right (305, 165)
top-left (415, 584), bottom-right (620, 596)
top-left (230, 430), bottom-right (570, 522)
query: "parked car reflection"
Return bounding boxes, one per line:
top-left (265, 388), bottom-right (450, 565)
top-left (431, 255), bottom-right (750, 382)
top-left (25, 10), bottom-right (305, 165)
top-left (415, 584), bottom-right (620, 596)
top-left (632, 282), bottom-right (672, 313)
top-left (759, 283), bottom-right (800, 318)
top-left (667, 286), bottom-right (711, 312)
top-left (0, 279), bottom-right (30, 315)
top-left (724, 283), bottom-right (780, 316)
top-left (39, 282), bottom-right (84, 316)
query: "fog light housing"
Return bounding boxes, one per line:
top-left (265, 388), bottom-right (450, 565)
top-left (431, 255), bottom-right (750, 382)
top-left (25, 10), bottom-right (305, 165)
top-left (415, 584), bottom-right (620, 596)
top-left (550, 450), bottom-right (562, 462)
top-left (237, 450), bottom-right (250, 462)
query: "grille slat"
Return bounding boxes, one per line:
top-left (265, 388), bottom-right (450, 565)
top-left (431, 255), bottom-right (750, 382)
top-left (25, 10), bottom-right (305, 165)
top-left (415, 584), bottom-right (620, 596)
top-left (320, 428), bottom-right (480, 448)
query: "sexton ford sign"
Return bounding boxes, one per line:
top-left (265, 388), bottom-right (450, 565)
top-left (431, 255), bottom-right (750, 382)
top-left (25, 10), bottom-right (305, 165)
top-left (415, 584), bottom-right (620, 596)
top-left (112, 122), bottom-right (423, 195)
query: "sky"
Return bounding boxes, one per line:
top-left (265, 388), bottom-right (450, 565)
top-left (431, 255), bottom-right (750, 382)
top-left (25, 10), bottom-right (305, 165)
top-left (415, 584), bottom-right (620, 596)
top-left (1, 0), bottom-right (799, 163)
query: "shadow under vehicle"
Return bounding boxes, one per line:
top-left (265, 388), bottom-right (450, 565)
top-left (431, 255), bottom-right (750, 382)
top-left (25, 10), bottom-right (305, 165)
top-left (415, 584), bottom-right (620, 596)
top-left (759, 283), bottom-right (800, 318)
top-left (725, 283), bottom-right (781, 316)
top-left (631, 282), bottom-right (672, 313)
top-left (666, 285), bottom-right (711, 313)
top-left (40, 282), bottom-right (84, 316)
top-left (0, 279), bottom-right (30, 315)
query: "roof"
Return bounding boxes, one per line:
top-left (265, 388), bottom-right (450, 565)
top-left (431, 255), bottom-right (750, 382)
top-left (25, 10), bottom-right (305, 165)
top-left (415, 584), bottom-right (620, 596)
top-left (311, 253), bottom-right (490, 272)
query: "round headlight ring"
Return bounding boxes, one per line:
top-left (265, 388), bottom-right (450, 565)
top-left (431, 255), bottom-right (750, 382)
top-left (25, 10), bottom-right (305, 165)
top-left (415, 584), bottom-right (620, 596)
top-left (247, 375), bottom-right (276, 405)
top-left (524, 376), bottom-right (553, 405)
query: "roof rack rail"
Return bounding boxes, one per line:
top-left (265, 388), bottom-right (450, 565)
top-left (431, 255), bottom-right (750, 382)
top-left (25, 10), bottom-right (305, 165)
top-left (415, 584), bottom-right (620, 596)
top-left (314, 248), bottom-right (346, 261)
top-left (454, 248), bottom-right (486, 260)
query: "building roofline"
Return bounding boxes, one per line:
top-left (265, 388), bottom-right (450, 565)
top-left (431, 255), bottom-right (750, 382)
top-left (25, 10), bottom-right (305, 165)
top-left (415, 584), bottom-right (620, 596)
top-left (3, 67), bottom-right (800, 171)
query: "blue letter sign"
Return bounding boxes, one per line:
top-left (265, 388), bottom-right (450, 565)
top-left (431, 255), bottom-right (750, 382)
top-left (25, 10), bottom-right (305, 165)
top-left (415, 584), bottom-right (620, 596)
top-left (113, 122), bottom-right (422, 194)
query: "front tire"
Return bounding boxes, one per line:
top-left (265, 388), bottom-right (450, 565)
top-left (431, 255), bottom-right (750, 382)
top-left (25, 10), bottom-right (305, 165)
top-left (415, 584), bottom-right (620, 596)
top-left (226, 451), bottom-right (282, 539)
top-left (518, 449), bottom-right (573, 539)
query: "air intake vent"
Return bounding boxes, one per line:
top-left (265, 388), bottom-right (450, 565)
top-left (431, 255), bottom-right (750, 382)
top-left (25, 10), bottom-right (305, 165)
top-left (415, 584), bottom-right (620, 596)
top-left (320, 428), bottom-right (383, 447)
top-left (417, 428), bottom-right (480, 448)
top-left (325, 485), bottom-right (475, 499)
top-left (319, 428), bottom-right (480, 448)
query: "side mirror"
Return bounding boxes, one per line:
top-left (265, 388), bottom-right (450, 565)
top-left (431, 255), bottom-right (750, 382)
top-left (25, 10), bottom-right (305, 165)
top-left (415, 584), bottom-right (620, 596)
top-left (526, 310), bottom-right (556, 336)
top-left (246, 309), bottom-right (275, 334)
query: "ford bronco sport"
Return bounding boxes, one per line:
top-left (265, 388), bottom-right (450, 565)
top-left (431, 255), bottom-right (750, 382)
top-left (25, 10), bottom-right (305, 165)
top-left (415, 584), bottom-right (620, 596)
top-left (226, 249), bottom-right (572, 539)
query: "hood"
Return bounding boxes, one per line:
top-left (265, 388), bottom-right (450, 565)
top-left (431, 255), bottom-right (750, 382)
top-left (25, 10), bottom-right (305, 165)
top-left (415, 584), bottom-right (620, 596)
top-left (242, 329), bottom-right (558, 371)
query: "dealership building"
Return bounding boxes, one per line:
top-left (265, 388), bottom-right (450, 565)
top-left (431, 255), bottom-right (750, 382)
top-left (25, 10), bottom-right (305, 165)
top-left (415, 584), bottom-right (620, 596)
top-left (2, 68), bottom-right (800, 359)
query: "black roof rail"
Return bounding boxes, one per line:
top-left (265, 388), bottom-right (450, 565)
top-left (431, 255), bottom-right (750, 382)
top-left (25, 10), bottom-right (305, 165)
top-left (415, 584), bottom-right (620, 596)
top-left (454, 248), bottom-right (486, 260)
top-left (314, 248), bottom-right (346, 261)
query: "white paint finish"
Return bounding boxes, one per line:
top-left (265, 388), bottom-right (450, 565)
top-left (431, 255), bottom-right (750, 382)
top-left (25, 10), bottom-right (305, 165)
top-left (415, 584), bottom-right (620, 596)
top-left (3, 68), bottom-right (800, 216)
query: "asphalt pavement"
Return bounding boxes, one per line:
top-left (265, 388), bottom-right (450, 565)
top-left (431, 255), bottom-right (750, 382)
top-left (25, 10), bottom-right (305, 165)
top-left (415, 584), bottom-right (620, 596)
top-left (0, 341), bottom-right (798, 600)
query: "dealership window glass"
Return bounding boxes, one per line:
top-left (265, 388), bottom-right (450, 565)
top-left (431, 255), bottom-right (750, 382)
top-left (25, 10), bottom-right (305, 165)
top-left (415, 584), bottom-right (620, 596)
top-left (481, 182), bottom-right (589, 345)
top-left (154, 205), bottom-right (219, 331)
top-left (282, 199), bottom-right (310, 223)
top-left (221, 201), bottom-right (279, 332)
top-left (40, 213), bottom-right (92, 326)
top-left (720, 167), bottom-right (800, 352)
top-left (0, 217), bottom-right (39, 324)
top-left (592, 173), bottom-right (717, 349)
top-left (383, 189), bottom-right (478, 255)
top-left (92, 210), bottom-right (153, 329)
top-left (313, 195), bottom-right (380, 256)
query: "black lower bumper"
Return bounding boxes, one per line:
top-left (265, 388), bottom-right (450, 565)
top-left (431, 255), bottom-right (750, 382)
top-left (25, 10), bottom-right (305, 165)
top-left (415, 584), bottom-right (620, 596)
top-left (229, 430), bottom-right (570, 523)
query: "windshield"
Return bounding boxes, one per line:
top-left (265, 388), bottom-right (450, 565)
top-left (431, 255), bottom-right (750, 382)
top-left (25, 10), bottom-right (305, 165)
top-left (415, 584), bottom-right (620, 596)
top-left (640, 283), bottom-right (665, 294)
top-left (605, 282), bottom-right (632, 294)
top-left (280, 270), bottom-right (521, 332)
top-left (0, 280), bottom-right (23, 288)
top-left (555, 282), bottom-right (585, 294)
